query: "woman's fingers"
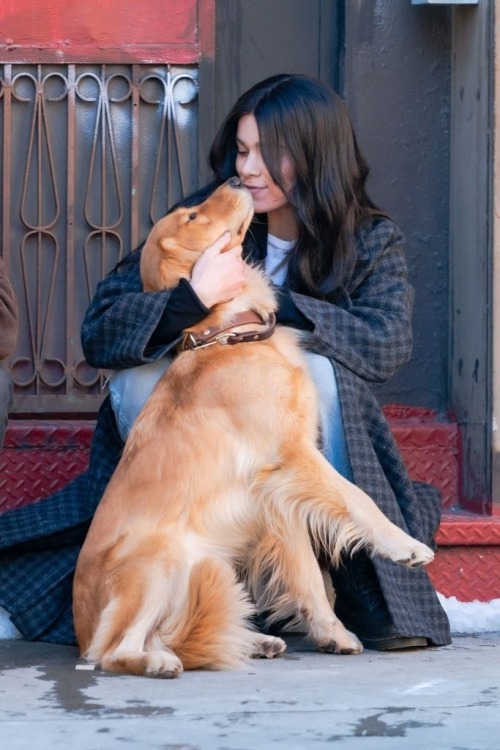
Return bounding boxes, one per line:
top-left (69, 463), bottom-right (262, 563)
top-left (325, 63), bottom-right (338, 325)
top-left (190, 235), bottom-right (245, 308)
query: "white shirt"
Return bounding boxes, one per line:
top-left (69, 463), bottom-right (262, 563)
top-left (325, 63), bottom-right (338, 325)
top-left (264, 233), bottom-right (296, 286)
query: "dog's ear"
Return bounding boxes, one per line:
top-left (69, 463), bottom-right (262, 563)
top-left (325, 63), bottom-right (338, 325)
top-left (159, 237), bottom-right (180, 252)
top-left (142, 235), bottom-right (199, 291)
top-left (140, 235), bottom-right (184, 291)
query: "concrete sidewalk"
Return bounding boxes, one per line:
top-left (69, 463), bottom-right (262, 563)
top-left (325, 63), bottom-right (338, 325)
top-left (0, 633), bottom-right (499, 750)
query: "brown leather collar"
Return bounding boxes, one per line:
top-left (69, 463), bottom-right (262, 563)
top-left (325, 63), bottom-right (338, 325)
top-left (181, 311), bottom-right (276, 351)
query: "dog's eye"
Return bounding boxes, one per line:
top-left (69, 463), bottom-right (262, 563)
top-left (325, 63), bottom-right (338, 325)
top-left (188, 212), bottom-right (197, 221)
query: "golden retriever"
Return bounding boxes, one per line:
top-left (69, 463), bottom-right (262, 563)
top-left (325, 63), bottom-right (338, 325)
top-left (73, 177), bottom-right (434, 678)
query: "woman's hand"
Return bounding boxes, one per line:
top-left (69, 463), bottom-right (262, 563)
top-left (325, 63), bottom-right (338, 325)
top-left (190, 231), bottom-right (246, 308)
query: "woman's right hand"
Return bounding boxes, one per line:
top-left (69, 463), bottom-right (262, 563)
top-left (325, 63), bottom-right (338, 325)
top-left (190, 231), bottom-right (246, 309)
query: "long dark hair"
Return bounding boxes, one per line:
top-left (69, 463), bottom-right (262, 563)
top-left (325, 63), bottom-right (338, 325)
top-left (209, 73), bottom-right (383, 296)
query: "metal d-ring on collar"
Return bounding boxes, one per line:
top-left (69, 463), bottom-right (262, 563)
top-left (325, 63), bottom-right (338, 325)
top-left (181, 311), bottom-right (276, 351)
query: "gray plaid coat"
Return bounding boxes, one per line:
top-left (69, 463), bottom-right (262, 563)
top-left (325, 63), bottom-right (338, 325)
top-left (0, 212), bottom-right (451, 646)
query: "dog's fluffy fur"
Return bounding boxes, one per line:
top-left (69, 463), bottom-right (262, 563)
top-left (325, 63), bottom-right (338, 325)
top-left (73, 179), bottom-right (434, 678)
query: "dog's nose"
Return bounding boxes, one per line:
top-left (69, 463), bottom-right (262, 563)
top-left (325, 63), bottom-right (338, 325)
top-left (228, 176), bottom-right (242, 188)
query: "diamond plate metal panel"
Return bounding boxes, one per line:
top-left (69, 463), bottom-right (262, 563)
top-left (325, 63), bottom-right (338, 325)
top-left (2, 420), bottom-right (500, 604)
top-left (391, 422), bottom-right (459, 508)
top-left (0, 451), bottom-right (89, 510)
top-left (435, 515), bottom-right (500, 546)
top-left (0, 421), bottom-right (93, 511)
top-left (0, 417), bottom-right (461, 511)
top-left (4, 421), bottom-right (94, 449)
top-left (427, 547), bottom-right (500, 602)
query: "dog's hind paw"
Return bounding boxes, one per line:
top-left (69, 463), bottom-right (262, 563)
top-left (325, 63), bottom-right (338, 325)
top-left (251, 633), bottom-right (287, 659)
top-left (145, 650), bottom-right (184, 678)
top-left (318, 632), bottom-right (363, 655)
top-left (100, 648), bottom-right (184, 678)
top-left (309, 616), bottom-right (363, 655)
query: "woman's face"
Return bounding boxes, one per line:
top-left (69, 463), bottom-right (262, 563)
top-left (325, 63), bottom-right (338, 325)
top-left (235, 114), bottom-right (295, 219)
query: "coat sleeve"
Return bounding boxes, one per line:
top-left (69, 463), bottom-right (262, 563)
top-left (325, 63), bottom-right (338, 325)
top-left (81, 253), bottom-right (180, 370)
top-left (290, 218), bottom-right (414, 384)
top-left (0, 256), bottom-right (19, 360)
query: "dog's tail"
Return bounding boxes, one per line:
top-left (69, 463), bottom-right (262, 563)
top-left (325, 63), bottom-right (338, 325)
top-left (158, 558), bottom-right (256, 671)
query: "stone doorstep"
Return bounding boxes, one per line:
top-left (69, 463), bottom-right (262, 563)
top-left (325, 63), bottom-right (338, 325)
top-left (1, 416), bottom-right (500, 603)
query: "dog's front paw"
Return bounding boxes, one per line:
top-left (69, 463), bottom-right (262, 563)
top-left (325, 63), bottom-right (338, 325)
top-left (377, 529), bottom-right (435, 569)
top-left (393, 539), bottom-right (435, 569)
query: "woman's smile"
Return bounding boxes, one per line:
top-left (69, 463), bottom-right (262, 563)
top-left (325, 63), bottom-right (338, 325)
top-left (235, 114), bottom-right (297, 239)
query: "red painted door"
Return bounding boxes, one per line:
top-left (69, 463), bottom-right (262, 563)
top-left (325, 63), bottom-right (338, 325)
top-left (0, 0), bottom-right (214, 64)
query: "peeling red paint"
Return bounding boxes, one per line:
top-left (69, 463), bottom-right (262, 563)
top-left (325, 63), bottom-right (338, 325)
top-left (0, 0), bottom-right (215, 63)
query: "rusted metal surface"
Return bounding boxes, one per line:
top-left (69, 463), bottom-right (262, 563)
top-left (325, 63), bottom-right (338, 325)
top-left (0, 0), bottom-right (215, 64)
top-left (1, 63), bottom-right (199, 414)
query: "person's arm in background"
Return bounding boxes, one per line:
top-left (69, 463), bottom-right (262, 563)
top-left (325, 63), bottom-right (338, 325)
top-left (0, 256), bottom-right (18, 361)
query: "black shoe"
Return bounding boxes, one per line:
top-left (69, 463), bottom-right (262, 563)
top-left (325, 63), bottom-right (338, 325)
top-left (330, 552), bottom-right (428, 651)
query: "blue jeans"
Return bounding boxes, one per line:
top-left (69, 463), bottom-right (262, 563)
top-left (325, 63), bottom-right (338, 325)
top-left (109, 351), bottom-right (352, 480)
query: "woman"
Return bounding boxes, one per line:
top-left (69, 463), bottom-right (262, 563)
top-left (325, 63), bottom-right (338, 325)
top-left (0, 74), bottom-right (451, 650)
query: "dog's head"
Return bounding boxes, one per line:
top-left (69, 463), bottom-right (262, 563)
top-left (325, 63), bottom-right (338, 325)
top-left (140, 178), bottom-right (254, 292)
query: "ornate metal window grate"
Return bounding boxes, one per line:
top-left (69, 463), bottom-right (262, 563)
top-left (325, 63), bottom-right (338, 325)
top-left (0, 63), bottom-right (199, 415)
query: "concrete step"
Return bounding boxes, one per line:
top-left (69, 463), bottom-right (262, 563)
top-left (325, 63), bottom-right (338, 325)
top-left (1, 413), bottom-right (498, 603)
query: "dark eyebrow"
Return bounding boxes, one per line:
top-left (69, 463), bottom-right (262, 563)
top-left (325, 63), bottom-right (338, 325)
top-left (235, 136), bottom-right (260, 148)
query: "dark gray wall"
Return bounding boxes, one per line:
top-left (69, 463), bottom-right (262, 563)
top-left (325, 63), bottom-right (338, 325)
top-left (214, 0), bottom-right (341, 125)
top-left (344, 4), bottom-right (451, 411)
top-left (213, 0), bottom-right (451, 411)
